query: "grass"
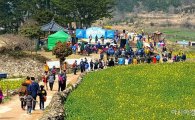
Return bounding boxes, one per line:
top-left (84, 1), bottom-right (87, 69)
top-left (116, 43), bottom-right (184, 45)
top-left (65, 62), bottom-right (195, 120)
top-left (145, 27), bottom-right (195, 42)
top-left (0, 78), bottom-right (25, 93)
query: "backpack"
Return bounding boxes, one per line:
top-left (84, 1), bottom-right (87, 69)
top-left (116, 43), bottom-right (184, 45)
top-left (18, 86), bottom-right (26, 96)
top-left (59, 75), bottom-right (64, 84)
top-left (72, 63), bottom-right (76, 68)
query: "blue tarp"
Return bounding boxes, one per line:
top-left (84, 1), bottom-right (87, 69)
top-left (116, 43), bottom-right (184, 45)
top-left (76, 27), bottom-right (115, 39)
top-left (106, 30), bottom-right (115, 39)
top-left (86, 27), bottom-right (106, 39)
top-left (76, 29), bottom-right (86, 38)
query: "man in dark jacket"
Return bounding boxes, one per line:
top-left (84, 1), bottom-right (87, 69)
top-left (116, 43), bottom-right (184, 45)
top-left (108, 58), bottom-right (115, 66)
top-left (80, 59), bottom-right (85, 73)
top-left (28, 77), bottom-right (39, 110)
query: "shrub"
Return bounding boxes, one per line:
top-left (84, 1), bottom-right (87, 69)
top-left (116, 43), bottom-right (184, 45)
top-left (0, 34), bottom-right (33, 52)
top-left (43, 45), bottom-right (50, 52)
top-left (52, 41), bottom-right (72, 58)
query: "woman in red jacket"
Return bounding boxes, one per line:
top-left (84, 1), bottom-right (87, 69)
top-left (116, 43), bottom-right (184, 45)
top-left (153, 56), bottom-right (157, 64)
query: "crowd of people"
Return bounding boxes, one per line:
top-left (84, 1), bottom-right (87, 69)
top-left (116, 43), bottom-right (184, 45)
top-left (16, 63), bottom-right (67, 115)
top-left (69, 29), bottom-right (187, 70)
top-left (0, 29), bottom-right (188, 116)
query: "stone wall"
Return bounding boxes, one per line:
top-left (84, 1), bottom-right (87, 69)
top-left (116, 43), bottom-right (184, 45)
top-left (39, 73), bottom-right (85, 120)
top-left (0, 55), bottom-right (44, 78)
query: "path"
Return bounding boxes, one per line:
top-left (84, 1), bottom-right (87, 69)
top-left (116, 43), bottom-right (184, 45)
top-left (0, 73), bottom-right (81, 120)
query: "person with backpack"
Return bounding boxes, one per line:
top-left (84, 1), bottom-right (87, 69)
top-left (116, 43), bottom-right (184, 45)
top-left (72, 60), bottom-right (77, 75)
top-left (25, 92), bottom-right (36, 115)
top-left (58, 72), bottom-right (67, 91)
top-left (51, 66), bottom-right (57, 80)
top-left (61, 72), bottom-right (67, 91)
top-left (18, 82), bottom-right (28, 110)
top-left (28, 77), bottom-right (39, 110)
top-left (85, 61), bottom-right (89, 72)
top-left (38, 85), bottom-right (47, 110)
top-left (0, 87), bottom-right (3, 104)
top-left (48, 72), bottom-right (55, 91)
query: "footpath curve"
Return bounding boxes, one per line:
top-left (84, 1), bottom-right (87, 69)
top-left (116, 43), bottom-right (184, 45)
top-left (0, 73), bottom-right (81, 120)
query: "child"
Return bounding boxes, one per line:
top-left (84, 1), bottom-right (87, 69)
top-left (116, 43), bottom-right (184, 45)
top-left (38, 85), bottom-right (47, 110)
top-left (18, 83), bottom-right (28, 110)
top-left (0, 87), bottom-right (3, 104)
top-left (25, 92), bottom-right (35, 115)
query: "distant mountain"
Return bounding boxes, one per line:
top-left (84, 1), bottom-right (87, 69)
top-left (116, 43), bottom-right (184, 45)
top-left (115, 0), bottom-right (195, 13)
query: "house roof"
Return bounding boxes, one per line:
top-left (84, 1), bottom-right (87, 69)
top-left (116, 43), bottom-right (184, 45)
top-left (41, 20), bottom-right (67, 32)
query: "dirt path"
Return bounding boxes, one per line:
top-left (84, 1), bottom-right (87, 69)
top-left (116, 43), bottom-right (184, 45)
top-left (0, 73), bottom-right (81, 120)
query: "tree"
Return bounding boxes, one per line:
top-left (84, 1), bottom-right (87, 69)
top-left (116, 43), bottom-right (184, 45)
top-left (52, 0), bottom-right (115, 27)
top-left (52, 41), bottom-right (72, 58)
top-left (19, 19), bottom-right (41, 38)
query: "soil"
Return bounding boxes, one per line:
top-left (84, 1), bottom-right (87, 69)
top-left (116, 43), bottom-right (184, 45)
top-left (0, 73), bottom-right (81, 120)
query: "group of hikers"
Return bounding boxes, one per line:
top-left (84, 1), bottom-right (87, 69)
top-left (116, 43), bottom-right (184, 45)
top-left (18, 76), bottom-right (46, 114)
top-left (16, 63), bottom-right (67, 115)
top-left (0, 29), bottom-right (188, 116)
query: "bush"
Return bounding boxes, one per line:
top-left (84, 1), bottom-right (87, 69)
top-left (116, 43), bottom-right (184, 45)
top-left (52, 41), bottom-right (72, 58)
top-left (0, 34), bottom-right (33, 52)
top-left (43, 45), bottom-right (50, 52)
top-left (181, 21), bottom-right (193, 29)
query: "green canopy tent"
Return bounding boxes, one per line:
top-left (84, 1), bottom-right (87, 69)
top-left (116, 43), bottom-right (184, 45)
top-left (48, 30), bottom-right (70, 50)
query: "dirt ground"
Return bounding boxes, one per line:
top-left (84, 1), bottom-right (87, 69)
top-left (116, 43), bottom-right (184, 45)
top-left (0, 73), bottom-right (81, 120)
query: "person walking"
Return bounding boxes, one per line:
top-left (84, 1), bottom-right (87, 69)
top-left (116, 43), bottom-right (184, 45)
top-left (72, 60), bottom-right (77, 75)
top-left (95, 35), bottom-right (98, 43)
top-left (43, 63), bottom-right (49, 75)
top-left (42, 74), bottom-right (48, 90)
top-left (38, 85), bottom-right (47, 110)
top-left (25, 76), bottom-right (32, 85)
top-left (51, 66), bottom-right (57, 80)
top-left (18, 82), bottom-right (28, 110)
top-left (63, 62), bottom-right (67, 73)
top-left (28, 77), bottom-right (39, 110)
top-left (61, 72), bottom-right (67, 91)
top-left (25, 92), bottom-right (36, 115)
top-left (58, 72), bottom-right (67, 91)
top-left (90, 60), bottom-right (94, 71)
top-left (80, 59), bottom-right (85, 73)
top-left (89, 34), bottom-right (92, 43)
top-left (58, 73), bottom-right (63, 92)
top-left (48, 72), bottom-right (55, 91)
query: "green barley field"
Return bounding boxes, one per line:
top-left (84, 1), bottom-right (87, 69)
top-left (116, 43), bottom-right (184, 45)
top-left (65, 62), bottom-right (195, 120)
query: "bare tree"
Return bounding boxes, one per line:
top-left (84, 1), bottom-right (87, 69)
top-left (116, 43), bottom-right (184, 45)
top-left (0, 34), bottom-right (34, 51)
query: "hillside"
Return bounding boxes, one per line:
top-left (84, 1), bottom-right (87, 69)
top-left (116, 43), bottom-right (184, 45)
top-left (115, 0), bottom-right (195, 13)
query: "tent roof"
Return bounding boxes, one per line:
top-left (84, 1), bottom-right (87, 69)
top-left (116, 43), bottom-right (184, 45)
top-left (48, 30), bottom-right (70, 38)
top-left (41, 20), bottom-right (68, 32)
